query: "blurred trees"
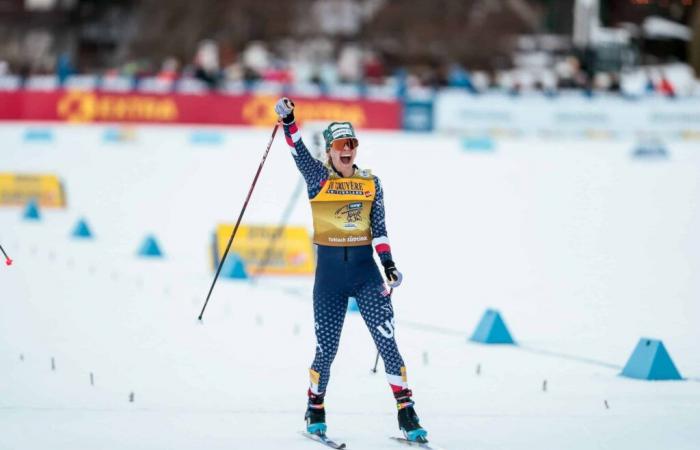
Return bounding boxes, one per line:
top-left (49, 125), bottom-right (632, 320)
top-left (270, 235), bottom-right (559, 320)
top-left (691, 2), bottom-right (700, 76)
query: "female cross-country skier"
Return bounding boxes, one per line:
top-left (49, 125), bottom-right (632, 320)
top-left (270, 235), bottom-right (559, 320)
top-left (274, 97), bottom-right (428, 443)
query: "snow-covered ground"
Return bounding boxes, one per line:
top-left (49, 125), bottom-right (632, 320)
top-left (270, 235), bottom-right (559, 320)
top-left (1, 123), bottom-right (699, 450)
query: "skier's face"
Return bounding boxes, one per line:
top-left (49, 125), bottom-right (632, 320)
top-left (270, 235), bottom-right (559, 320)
top-left (329, 139), bottom-right (357, 175)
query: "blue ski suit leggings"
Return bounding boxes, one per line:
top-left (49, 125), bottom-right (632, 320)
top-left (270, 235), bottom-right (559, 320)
top-left (310, 244), bottom-right (406, 394)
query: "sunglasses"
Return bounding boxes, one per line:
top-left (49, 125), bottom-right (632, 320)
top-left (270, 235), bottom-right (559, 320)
top-left (330, 138), bottom-right (358, 151)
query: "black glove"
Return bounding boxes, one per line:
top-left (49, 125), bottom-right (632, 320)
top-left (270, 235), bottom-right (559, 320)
top-left (382, 259), bottom-right (403, 288)
top-left (274, 97), bottom-right (295, 124)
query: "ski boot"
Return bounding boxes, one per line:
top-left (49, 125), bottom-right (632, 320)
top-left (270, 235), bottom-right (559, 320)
top-left (305, 391), bottom-right (327, 435)
top-left (395, 389), bottom-right (428, 442)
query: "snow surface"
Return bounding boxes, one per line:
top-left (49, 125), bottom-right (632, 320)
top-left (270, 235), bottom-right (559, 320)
top-left (1, 123), bottom-right (699, 450)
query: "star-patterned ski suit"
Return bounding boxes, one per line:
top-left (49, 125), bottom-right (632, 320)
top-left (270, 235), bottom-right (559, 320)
top-left (282, 119), bottom-right (409, 395)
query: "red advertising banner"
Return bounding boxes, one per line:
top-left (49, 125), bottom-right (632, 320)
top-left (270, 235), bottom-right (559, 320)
top-left (0, 90), bottom-right (400, 129)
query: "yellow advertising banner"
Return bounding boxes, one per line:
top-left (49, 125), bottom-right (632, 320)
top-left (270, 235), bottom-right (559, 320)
top-left (0, 173), bottom-right (66, 207)
top-left (212, 224), bottom-right (315, 276)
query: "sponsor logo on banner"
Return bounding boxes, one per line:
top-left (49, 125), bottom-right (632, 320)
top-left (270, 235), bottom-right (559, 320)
top-left (650, 112), bottom-right (700, 124)
top-left (681, 130), bottom-right (700, 140)
top-left (241, 96), bottom-right (368, 127)
top-left (212, 224), bottom-right (314, 276)
top-left (553, 112), bottom-right (608, 124)
top-left (57, 91), bottom-right (178, 123)
top-left (0, 173), bottom-right (66, 207)
top-left (402, 100), bottom-right (434, 132)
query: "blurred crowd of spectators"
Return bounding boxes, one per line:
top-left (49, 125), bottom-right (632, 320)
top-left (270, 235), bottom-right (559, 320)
top-left (0, 38), bottom-right (694, 98)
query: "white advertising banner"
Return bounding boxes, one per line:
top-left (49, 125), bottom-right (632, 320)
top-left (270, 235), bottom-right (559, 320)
top-left (435, 90), bottom-right (700, 139)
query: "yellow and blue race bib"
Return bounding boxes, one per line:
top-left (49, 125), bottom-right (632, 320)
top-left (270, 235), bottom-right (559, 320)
top-left (310, 170), bottom-right (375, 246)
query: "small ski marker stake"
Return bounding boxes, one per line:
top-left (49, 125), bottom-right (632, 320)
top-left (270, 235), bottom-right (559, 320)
top-left (0, 244), bottom-right (12, 266)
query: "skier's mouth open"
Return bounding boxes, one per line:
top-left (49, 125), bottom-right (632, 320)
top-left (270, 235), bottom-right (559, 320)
top-left (340, 155), bottom-right (352, 164)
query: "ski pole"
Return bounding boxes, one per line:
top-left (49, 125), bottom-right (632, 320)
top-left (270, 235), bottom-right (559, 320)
top-left (249, 176), bottom-right (305, 281)
top-left (250, 127), bottom-right (322, 281)
top-left (198, 122), bottom-right (280, 321)
top-left (371, 351), bottom-right (380, 374)
top-left (0, 244), bottom-right (12, 266)
top-left (371, 287), bottom-right (393, 373)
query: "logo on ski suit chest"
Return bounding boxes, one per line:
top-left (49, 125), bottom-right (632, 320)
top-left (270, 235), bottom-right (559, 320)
top-left (335, 202), bottom-right (363, 228)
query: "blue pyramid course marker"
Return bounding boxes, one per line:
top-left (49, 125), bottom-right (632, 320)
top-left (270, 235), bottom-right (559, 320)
top-left (220, 253), bottom-right (248, 279)
top-left (190, 130), bottom-right (224, 145)
top-left (621, 338), bottom-right (682, 381)
top-left (347, 297), bottom-right (359, 313)
top-left (103, 127), bottom-right (136, 143)
top-left (72, 218), bottom-right (93, 239)
top-left (24, 128), bottom-right (53, 142)
top-left (462, 136), bottom-right (495, 152)
top-left (23, 199), bottom-right (40, 220)
top-left (138, 235), bottom-right (163, 257)
top-left (470, 308), bottom-right (515, 344)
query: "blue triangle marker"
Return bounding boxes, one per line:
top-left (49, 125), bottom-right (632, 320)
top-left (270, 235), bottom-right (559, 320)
top-left (462, 136), bottom-right (495, 152)
top-left (23, 199), bottom-right (40, 220)
top-left (103, 128), bottom-right (122, 143)
top-left (138, 235), bottom-right (163, 257)
top-left (190, 130), bottom-right (224, 145)
top-left (621, 338), bottom-right (683, 381)
top-left (24, 128), bottom-right (53, 142)
top-left (348, 297), bottom-right (359, 313)
top-left (221, 253), bottom-right (248, 279)
top-left (71, 218), bottom-right (93, 239)
top-left (470, 309), bottom-right (515, 344)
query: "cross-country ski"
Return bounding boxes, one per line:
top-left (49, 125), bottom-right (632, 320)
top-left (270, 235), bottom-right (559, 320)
top-left (300, 431), bottom-right (347, 449)
top-left (390, 436), bottom-right (448, 450)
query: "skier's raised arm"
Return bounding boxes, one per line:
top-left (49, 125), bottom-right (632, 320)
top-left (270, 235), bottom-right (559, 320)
top-left (274, 98), bottom-right (327, 193)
